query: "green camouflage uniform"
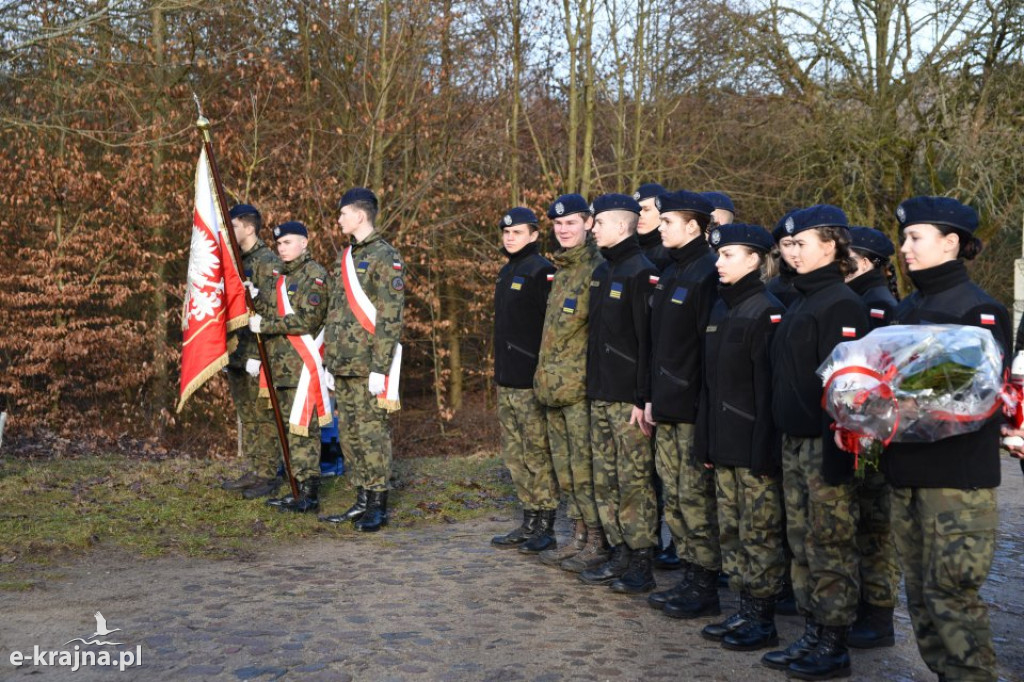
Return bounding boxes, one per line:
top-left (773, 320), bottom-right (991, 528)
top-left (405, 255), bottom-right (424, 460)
top-left (891, 487), bottom-right (998, 681)
top-left (497, 386), bottom-right (559, 510)
top-left (714, 466), bottom-right (785, 598)
top-left (323, 231), bottom-right (404, 492)
top-left (250, 251), bottom-right (329, 483)
top-left (534, 240), bottom-right (604, 526)
top-left (226, 238), bottom-right (282, 477)
top-left (857, 469), bottom-right (899, 608)
top-left (656, 423), bottom-right (721, 571)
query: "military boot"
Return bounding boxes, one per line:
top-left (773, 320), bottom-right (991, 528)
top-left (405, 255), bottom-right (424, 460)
top-left (662, 566), bottom-right (721, 619)
top-left (539, 519), bottom-right (586, 566)
top-left (221, 471), bottom-right (261, 491)
top-left (280, 478), bottom-right (320, 513)
top-left (647, 562), bottom-right (694, 610)
top-left (761, 617), bottom-right (821, 670)
top-left (776, 575), bottom-right (798, 615)
top-left (560, 526), bottom-right (610, 572)
top-left (847, 602), bottom-right (895, 649)
top-left (243, 476), bottom-right (283, 499)
top-left (654, 539), bottom-right (682, 570)
top-left (578, 544), bottom-right (631, 585)
top-left (491, 510), bottom-right (538, 548)
top-left (702, 591), bottom-right (751, 641)
top-left (609, 547), bottom-right (656, 594)
top-left (319, 487), bottom-right (368, 524)
top-left (787, 625), bottom-right (851, 680)
top-left (353, 490), bottom-right (388, 532)
top-left (722, 594), bottom-right (778, 651)
top-left (519, 509), bottom-right (557, 554)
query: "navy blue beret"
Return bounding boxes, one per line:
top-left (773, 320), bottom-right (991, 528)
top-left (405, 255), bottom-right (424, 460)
top-left (338, 187), bottom-right (378, 210)
top-left (273, 221), bottom-right (308, 239)
top-left (709, 223), bottom-right (773, 252)
top-left (701, 191), bottom-right (735, 214)
top-left (772, 208), bottom-right (801, 243)
top-left (592, 193), bottom-right (641, 216)
top-left (500, 206), bottom-right (539, 228)
top-left (633, 183), bottom-right (667, 202)
top-left (655, 190), bottom-right (713, 216)
top-left (896, 196), bottom-right (978, 235)
top-left (784, 204), bottom-right (848, 236)
top-left (849, 226), bottom-right (895, 259)
top-left (547, 194), bottom-right (590, 219)
top-left (229, 203), bottom-right (260, 220)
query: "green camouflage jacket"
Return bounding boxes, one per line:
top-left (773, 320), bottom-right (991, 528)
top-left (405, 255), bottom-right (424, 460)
top-left (228, 239), bottom-right (282, 369)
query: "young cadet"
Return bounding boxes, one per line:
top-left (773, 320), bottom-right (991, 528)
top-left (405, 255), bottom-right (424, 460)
top-left (701, 191), bottom-right (736, 227)
top-left (319, 188), bottom-right (404, 532)
top-left (880, 197), bottom-right (1010, 681)
top-left (634, 182), bottom-right (670, 271)
top-left (221, 204), bottom-right (284, 500)
top-left (578, 193), bottom-right (659, 593)
top-left (844, 226), bottom-right (900, 649)
top-left (766, 210), bottom-right (801, 309)
top-left (533, 194), bottom-right (609, 571)
top-left (695, 224), bottom-right (786, 651)
top-left (641, 191), bottom-right (723, 614)
top-left (488, 207), bottom-right (559, 552)
top-left (247, 221), bottom-right (331, 513)
top-left (762, 205), bottom-right (868, 680)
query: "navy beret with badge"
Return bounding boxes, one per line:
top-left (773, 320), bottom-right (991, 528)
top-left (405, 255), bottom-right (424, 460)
top-left (633, 182), bottom-right (667, 203)
top-left (338, 187), bottom-right (379, 210)
top-left (895, 196), bottom-right (978, 235)
top-left (655, 190), bottom-right (713, 217)
top-left (547, 194), bottom-right (590, 219)
top-left (273, 221), bottom-right (308, 239)
top-left (709, 223), bottom-right (773, 252)
top-left (772, 208), bottom-right (801, 244)
top-left (591, 193), bottom-right (641, 216)
top-left (701, 191), bottom-right (735, 215)
top-left (784, 204), bottom-right (848, 236)
top-left (848, 226), bottom-right (895, 259)
top-left (229, 203), bottom-right (260, 221)
top-left (500, 206), bottom-right (539, 229)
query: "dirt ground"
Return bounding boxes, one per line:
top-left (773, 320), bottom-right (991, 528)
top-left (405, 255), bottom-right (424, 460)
top-left (1, 458), bottom-right (1022, 682)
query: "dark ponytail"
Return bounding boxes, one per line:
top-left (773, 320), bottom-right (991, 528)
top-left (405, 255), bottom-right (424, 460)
top-left (937, 225), bottom-right (983, 260)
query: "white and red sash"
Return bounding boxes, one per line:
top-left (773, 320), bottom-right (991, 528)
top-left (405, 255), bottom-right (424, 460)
top-left (342, 245), bottom-right (402, 411)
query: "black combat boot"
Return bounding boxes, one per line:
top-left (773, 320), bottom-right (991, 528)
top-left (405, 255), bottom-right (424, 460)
top-left (319, 487), bottom-right (368, 524)
top-left (560, 526), bottom-right (610, 572)
top-left (847, 602), bottom-right (895, 649)
top-left (539, 519), bottom-right (586, 566)
top-left (722, 594), bottom-right (778, 651)
top-left (702, 591), bottom-right (751, 641)
top-left (578, 544), bottom-right (631, 585)
top-left (265, 478), bottom-right (298, 506)
top-left (354, 490), bottom-right (388, 532)
top-left (787, 625), bottom-right (851, 680)
top-left (221, 471), bottom-right (261, 491)
top-left (609, 547), bottom-right (656, 594)
top-left (761, 616), bottom-right (821, 670)
top-left (647, 562), bottom-right (694, 610)
top-left (519, 509), bottom-right (557, 554)
top-left (280, 478), bottom-right (320, 513)
top-left (776, 575), bottom-right (798, 615)
top-left (491, 510), bottom-right (538, 548)
top-left (662, 566), bottom-right (721, 619)
top-left (243, 476), bottom-right (283, 500)
top-left (653, 539), bottom-right (682, 570)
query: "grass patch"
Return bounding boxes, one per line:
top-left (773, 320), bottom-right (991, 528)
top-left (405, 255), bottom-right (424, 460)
top-left (0, 453), bottom-right (515, 589)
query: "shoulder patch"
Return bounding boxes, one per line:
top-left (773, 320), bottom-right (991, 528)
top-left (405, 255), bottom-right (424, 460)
top-left (609, 281), bottom-right (624, 299)
top-left (391, 276), bottom-right (405, 291)
top-left (980, 313), bottom-right (996, 326)
top-left (511, 275), bottom-right (525, 291)
top-left (841, 326), bottom-right (857, 338)
top-left (308, 292), bottom-right (321, 306)
top-left (769, 313), bottom-right (782, 324)
top-left (392, 261), bottom-right (403, 271)
top-left (870, 308), bottom-right (885, 319)
top-left (314, 277), bottom-right (325, 288)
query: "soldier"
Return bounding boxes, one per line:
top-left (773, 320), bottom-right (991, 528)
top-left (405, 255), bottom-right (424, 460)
top-left (701, 191), bottom-right (736, 227)
top-left (319, 188), bottom-right (404, 533)
top-left (577, 193), bottom-right (659, 593)
top-left (533, 194), bottom-right (608, 571)
top-left (221, 204), bottom-right (285, 500)
top-left (247, 221), bottom-right (331, 513)
top-left (879, 197), bottom-right (1009, 681)
top-left (762, 205), bottom-right (868, 680)
top-left (695, 224), bottom-right (786, 651)
top-left (642, 191), bottom-right (723, 614)
top-left (766, 210), bottom-right (802, 309)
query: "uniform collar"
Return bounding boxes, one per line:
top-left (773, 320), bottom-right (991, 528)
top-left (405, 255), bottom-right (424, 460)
top-left (846, 267), bottom-right (887, 296)
top-left (637, 229), bottom-right (662, 251)
top-left (668, 237), bottom-right (711, 269)
top-left (599, 234), bottom-right (641, 263)
top-left (553, 238), bottom-right (596, 267)
top-left (350, 230), bottom-right (381, 252)
top-left (281, 251), bottom-right (311, 275)
top-left (908, 260), bottom-right (969, 295)
top-left (791, 261), bottom-right (844, 295)
top-left (718, 269), bottom-right (764, 308)
top-left (503, 241), bottom-right (539, 263)
top-left (242, 238), bottom-right (266, 257)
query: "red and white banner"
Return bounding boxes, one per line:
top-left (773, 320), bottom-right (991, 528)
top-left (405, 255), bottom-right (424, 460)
top-left (176, 147), bottom-right (249, 412)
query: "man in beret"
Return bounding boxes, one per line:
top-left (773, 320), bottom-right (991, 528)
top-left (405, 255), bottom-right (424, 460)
top-left (533, 194), bottom-right (609, 571)
top-left (221, 204), bottom-right (285, 500)
top-left (489, 207), bottom-right (559, 553)
top-left (578, 193), bottom-right (660, 592)
top-left (702, 191), bottom-right (736, 227)
top-left (319, 188), bottom-right (405, 532)
top-left (634, 183), bottom-right (671, 271)
top-left (247, 220), bottom-right (332, 512)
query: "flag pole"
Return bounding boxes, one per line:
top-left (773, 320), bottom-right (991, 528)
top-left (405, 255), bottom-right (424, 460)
top-left (194, 103), bottom-right (300, 503)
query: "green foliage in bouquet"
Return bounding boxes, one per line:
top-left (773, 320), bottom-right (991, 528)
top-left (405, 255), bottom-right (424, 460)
top-left (897, 361), bottom-right (977, 393)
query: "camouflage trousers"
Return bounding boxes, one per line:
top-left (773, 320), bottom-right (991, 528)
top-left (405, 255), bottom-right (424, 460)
top-left (590, 401), bottom-right (657, 550)
top-left (546, 400), bottom-right (599, 526)
top-left (656, 422), bottom-right (721, 570)
top-left (856, 468), bottom-right (899, 608)
top-left (891, 486), bottom-right (997, 681)
top-left (226, 368), bottom-right (280, 477)
top-left (336, 376), bottom-right (392, 491)
top-left (275, 386), bottom-right (320, 483)
top-left (715, 465), bottom-right (786, 599)
top-left (781, 435), bottom-right (860, 627)
top-left (497, 386), bottom-right (558, 511)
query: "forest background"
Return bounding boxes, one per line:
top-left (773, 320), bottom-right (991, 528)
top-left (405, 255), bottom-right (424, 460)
top-left (1, 0), bottom-right (1022, 455)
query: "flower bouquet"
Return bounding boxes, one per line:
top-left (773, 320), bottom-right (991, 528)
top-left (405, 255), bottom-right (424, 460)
top-left (817, 325), bottom-right (1005, 476)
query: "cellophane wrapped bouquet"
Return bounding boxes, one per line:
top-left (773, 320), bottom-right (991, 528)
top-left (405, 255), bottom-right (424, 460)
top-left (817, 325), bottom-right (1005, 476)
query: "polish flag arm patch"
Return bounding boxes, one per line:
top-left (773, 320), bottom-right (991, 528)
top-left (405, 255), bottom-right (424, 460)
top-left (870, 308), bottom-right (885, 319)
top-left (547, 273), bottom-right (555, 282)
top-left (841, 326), bottom-right (857, 338)
top-left (648, 275), bottom-right (660, 285)
top-left (980, 313), bottom-right (996, 326)
top-left (769, 313), bottom-right (782, 324)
